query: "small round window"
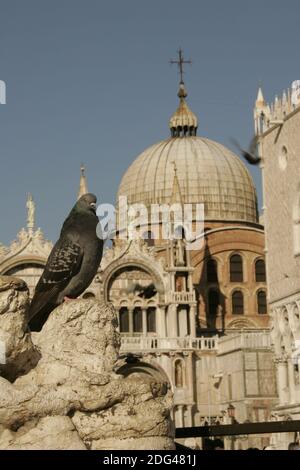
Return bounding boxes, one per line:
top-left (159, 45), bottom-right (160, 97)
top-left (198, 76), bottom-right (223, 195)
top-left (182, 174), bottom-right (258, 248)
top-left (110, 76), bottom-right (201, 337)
top-left (279, 146), bottom-right (288, 170)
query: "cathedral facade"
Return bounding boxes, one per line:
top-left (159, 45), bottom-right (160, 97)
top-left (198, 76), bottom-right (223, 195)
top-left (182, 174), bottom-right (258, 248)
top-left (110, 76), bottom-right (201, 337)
top-left (0, 75), bottom-right (278, 448)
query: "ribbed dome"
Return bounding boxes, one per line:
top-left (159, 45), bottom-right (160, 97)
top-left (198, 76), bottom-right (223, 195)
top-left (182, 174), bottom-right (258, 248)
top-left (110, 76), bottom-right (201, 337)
top-left (117, 137), bottom-right (259, 223)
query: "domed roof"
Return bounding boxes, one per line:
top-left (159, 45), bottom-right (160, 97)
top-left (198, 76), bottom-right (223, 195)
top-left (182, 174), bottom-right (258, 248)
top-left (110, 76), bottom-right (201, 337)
top-left (117, 81), bottom-right (259, 224)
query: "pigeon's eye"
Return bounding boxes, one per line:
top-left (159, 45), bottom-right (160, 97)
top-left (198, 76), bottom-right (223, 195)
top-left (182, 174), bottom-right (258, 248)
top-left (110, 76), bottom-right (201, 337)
top-left (90, 202), bottom-right (96, 209)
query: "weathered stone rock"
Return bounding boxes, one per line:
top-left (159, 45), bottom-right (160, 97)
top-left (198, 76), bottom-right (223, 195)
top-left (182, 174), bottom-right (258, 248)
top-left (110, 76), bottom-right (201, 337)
top-left (0, 276), bottom-right (39, 381)
top-left (90, 437), bottom-right (175, 450)
top-left (0, 291), bottom-right (174, 450)
top-left (0, 416), bottom-right (86, 450)
top-left (72, 375), bottom-right (175, 449)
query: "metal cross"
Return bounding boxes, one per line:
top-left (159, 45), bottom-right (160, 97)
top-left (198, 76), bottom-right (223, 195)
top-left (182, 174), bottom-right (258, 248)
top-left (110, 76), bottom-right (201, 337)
top-left (170, 48), bottom-right (192, 83)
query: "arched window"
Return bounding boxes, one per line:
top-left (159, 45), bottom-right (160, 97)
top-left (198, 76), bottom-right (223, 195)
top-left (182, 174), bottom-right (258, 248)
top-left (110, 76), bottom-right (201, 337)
top-left (147, 307), bottom-right (156, 333)
top-left (119, 307), bottom-right (129, 332)
top-left (232, 291), bottom-right (244, 315)
top-left (207, 258), bottom-right (218, 283)
top-left (208, 290), bottom-right (220, 317)
top-left (230, 254), bottom-right (243, 282)
top-left (257, 291), bottom-right (267, 315)
top-left (133, 307), bottom-right (143, 333)
top-left (175, 360), bottom-right (185, 388)
top-left (255, 260), bottom-right (266, 282)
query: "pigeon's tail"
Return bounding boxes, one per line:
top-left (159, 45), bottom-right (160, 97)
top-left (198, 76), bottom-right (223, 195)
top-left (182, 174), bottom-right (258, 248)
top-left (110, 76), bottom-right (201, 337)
top-left (28, 289), bottom-right (60, 332)
top-left (28, 305), bottom-right (56, 332)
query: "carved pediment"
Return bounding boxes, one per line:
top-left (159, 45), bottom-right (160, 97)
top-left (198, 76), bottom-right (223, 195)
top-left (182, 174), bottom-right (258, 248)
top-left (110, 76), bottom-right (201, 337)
top-left (101, 239), bottom-right (165, 273)
top-left (0, 227), bottom-right (53, 267)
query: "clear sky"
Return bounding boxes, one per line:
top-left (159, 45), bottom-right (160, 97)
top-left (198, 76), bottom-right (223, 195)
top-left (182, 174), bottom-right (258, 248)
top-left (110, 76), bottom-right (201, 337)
top-left (0, 0), bottom-right (299, 244)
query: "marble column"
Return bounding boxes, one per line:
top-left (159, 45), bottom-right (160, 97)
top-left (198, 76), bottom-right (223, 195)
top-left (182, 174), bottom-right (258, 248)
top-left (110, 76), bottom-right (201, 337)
top-left (158, 306), bottom-right (167, 337)
top-left (287, 357), bottom-right (296, 404)
top-left (276, 358), bottom-right (289, 405)
top-left (142, 308), bottom-right (147, 335)
top-left (168, 304), bottom-right (178, 337)
top-left (189, 305), bottom-right (196, 337)
top-left (186, 405), bottom-right (193, 427)
top-left (178, 306), bottom-right (188, 337)
top-left (116, 309), bottom-right (120, 333)
top-left (129, 307), bottom-right (134, 334)
top-left (185, 352), bottom-right (194, 403)
top-left (177, 405), bottom-right (184, 428)
top-left (188, 273), bottom-right (193, 291)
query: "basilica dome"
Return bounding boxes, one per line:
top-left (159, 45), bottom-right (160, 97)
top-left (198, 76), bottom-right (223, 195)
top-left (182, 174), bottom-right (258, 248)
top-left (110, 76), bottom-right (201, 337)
top-left (117, 82), bottom-right (258, 224)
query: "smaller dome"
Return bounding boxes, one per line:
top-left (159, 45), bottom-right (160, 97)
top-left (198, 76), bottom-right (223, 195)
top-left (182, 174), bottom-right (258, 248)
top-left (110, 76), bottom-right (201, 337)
top-left (169, 82), bottom-right (198, 137)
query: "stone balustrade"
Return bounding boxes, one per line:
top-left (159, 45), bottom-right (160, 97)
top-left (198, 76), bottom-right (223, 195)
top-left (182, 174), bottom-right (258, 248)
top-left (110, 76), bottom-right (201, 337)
top-left (217, 330), bottom-right (271, 355)
top-left (120, 335), bottom-right (218, 353)
top-left (165, 292), bottom-right (196, 303)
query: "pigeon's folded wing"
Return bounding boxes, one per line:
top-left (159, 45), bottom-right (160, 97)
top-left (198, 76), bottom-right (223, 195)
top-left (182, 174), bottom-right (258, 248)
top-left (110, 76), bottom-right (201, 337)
top-left (28, 238), bottom-right (83, 320)
top-left (36, 239), bottom-right (83, 289)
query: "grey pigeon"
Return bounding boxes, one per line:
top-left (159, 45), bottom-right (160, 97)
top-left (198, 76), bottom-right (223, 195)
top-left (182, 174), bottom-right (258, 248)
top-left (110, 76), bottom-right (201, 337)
top-left (28, 193), bottom-right (103, 331)
top-left (231, 136), bottom-right (261, 165)
top-left (125, 282), bottom-right (158, 299)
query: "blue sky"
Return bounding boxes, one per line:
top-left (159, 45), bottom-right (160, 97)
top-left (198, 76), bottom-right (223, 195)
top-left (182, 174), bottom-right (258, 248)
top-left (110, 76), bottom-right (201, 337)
top-left (0, 0), bottom-right (299, 244)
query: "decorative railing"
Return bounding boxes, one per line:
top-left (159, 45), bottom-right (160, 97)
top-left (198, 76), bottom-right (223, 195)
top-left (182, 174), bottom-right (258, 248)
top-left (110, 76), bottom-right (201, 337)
top-left (166, 292), bottom-right (196, 303)
top-left (120, 336), bottom-right (218, 352)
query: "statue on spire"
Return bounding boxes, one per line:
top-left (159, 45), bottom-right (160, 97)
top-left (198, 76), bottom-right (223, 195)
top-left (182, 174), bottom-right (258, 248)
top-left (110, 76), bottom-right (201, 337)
top-left (26, 193), bottom-right (35, 232)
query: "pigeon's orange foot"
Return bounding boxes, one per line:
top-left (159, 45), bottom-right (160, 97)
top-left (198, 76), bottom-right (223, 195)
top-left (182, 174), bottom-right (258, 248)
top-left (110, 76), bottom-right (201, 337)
top-left (64, 296), bottom-right (76, 303)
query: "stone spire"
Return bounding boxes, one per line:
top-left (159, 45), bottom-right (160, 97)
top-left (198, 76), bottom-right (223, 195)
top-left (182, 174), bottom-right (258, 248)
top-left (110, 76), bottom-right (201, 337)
top-left (255, 86), bottom-right (267, 111)
top-left (170, 162), bottom-right (183, 205)
top-left (78, 164), bottom-right (88, 200)
top-left (254, 86), bottom-right (269, 136)
top-left (169, 81), bottom-right (198, 137)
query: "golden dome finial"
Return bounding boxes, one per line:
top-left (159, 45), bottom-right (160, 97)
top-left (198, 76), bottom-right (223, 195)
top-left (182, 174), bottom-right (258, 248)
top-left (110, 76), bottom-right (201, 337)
top-left (169, 49), bottom-right (198, 137)
top-left (177, 81), bottom-right (188, 99)
top-left (169, 87), bottom-right (198, 137)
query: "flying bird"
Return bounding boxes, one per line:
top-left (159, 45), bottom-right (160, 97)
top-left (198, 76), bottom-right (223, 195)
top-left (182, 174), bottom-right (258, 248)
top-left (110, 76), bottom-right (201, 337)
top-left (231, 136), bottom-right (261, 166)
top-left (125, 282), bottom-right (158, 299)
top-left (28, 193), bottom-right (103, 331)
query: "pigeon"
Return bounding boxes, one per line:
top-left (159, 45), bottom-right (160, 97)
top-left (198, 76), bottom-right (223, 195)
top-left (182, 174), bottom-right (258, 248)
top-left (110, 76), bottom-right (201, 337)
top-left (231, 136), bottom-right (261, 165)
top-left (28, 193), bottom-right (103, 331)
top-left (125, 282), bottom-right (158, 299)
